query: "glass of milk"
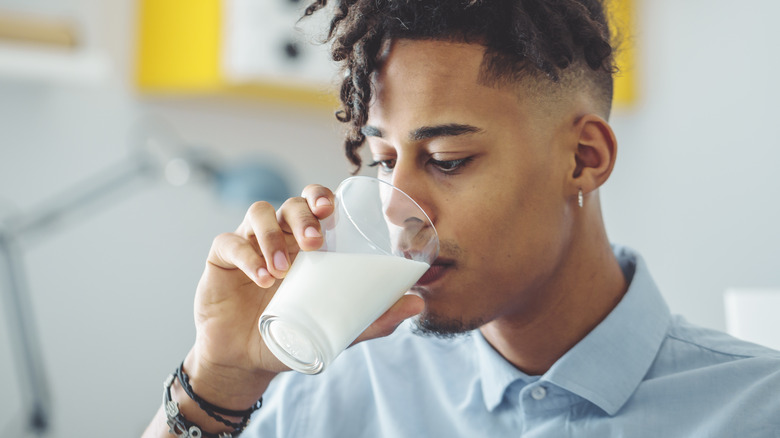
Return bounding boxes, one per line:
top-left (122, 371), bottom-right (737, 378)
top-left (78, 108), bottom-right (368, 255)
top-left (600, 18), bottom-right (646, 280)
top-left (259, 176), bottom-right (439, 374)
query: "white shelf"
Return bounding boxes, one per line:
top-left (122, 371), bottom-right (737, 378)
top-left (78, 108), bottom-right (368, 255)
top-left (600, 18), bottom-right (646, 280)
top-left (0, 42), bottom-right (110, 85)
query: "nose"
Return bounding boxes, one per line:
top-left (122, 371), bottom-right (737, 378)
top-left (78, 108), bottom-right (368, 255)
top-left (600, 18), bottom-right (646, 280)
top-left (381, 186), bottom-right (436, 262)
top-left (380, 182), bottom-right (426, 229)
top-left (378, 168), bottom-right (438, 263)
top-left (382, 160), bottom-right (434, 226)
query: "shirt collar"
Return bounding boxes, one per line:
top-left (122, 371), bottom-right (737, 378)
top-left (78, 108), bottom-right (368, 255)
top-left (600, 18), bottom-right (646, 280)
top-left (474, 325), bottom-right (533, 411)
top-left (475, 245), bottom-right (671, 415)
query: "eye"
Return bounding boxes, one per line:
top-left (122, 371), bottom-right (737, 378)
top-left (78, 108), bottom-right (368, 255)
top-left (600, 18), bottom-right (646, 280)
top-left (429, 157), bottom-right (473, 174)
top-left (367, 159), bottom-right (396, 173)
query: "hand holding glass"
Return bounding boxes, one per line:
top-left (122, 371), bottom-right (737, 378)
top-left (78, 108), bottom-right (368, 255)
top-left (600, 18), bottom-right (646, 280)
top-left (259, 176), bottom-right (439, 374)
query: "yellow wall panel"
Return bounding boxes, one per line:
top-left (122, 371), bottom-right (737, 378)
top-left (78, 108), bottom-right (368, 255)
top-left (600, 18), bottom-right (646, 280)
top-left (607, 0), bottom-right (638, 107)
top-left (136, 0), bottom-right (223, 91)
top-left (135, 0), bottom-right (339, 107)
top-left (137, 2), bottom-right (631, 108)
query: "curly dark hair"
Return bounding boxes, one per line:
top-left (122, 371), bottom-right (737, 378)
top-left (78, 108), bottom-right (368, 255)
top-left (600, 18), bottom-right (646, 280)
top-left (303, 0), bottom-right (617, 170)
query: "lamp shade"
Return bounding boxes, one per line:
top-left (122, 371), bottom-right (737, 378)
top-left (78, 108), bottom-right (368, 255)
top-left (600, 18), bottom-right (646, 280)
top-left (214, 161), bottom-right (292, 209)
top-left (724, 288), bottom-right (780, 351)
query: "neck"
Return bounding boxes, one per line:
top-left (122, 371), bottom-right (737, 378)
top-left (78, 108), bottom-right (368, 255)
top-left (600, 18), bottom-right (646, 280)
top-left (479, 196), bottom-right (627, 375)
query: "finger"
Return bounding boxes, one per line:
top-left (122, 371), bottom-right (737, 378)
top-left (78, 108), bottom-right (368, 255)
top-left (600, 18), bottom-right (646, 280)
top-left (237, 218), bottom-right (298, 258)
top-left (300, 184), bottom-right (335, 219)
top-left (276, 196), bottom-right (326, 252)
top-left (352, 294), bottom-right (425, 344)
top-left (243, 201), bottom-right (291, 279)
top-left (207, 233), bottom-right (276, 288)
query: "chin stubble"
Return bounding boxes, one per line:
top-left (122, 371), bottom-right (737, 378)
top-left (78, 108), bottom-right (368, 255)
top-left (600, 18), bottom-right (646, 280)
top-left (410, 311), bottom-right (484, 339)
top-left (410, 239), bottom-right (482, 338)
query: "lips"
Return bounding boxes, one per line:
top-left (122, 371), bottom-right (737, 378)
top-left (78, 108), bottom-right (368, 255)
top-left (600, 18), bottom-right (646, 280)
top-left (415, 260), bottom-right (453, 286)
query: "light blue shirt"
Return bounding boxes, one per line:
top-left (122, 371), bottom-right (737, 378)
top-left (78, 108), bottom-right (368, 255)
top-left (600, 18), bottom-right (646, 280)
top-left (247, 246), bottom-right (780, 437)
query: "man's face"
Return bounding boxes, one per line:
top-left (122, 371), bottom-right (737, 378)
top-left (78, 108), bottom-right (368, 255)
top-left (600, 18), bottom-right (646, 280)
top-left (364, 39), bottom-right (579, 335)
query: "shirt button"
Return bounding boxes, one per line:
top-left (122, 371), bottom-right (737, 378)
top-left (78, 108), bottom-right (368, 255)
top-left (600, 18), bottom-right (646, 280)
top-left (531, 386), bottom-right (547, 401)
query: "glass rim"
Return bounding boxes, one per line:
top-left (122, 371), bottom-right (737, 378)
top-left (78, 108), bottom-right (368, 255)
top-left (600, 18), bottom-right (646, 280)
top-left (336, 176), bottom-right (439, 263)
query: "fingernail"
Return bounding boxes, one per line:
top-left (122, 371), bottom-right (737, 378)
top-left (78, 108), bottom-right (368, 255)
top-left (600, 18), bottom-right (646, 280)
top-left (315, 197), bottom-right (332, 207)
top-left (304, 226), bottom-right (322, 238)
top-left (273, 251), bottom-right (289, 271)
top-left (257, 267), bottom-right (270, 280)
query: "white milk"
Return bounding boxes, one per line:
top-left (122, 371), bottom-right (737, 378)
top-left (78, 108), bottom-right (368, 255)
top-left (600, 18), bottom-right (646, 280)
top-left (260, 250), bottom-right (429, 372)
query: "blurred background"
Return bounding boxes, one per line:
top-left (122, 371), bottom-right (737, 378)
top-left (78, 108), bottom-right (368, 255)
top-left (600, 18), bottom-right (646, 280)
top-left (0, 0), bottom-right (778, 436)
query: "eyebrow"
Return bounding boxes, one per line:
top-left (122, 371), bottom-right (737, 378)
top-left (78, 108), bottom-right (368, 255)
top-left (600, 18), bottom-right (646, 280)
top-left (361, 125), bottom-right (383, 138)
top-left (360, 123), bottom-right (483, 141)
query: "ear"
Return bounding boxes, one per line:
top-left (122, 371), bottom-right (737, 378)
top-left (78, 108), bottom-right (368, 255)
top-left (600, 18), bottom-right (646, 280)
top-left (571, 114), bottom-right (617, 196)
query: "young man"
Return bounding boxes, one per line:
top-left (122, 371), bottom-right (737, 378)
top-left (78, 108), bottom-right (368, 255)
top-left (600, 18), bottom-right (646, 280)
top-left (144, 1), bottom-right (780, 436)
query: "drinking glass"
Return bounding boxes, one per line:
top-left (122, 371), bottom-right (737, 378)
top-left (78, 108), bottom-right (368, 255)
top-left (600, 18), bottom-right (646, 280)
top-left (259, 176), bottom-right (439, 374)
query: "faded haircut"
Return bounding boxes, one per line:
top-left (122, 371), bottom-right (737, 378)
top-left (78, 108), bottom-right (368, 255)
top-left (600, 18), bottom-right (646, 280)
top-left (304, 0), bottom-right (617, 170)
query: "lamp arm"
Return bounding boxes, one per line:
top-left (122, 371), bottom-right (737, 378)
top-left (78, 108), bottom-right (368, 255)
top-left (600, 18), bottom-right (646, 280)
top-left (6, 153), bottom-right (154, 242)
top-left (0, 152), bottom-right (154, 435)
top-left (0, 231), bottom-right (50, 435)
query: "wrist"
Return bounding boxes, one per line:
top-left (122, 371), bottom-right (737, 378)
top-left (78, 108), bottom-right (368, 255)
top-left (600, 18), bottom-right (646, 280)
top-left (169, 374), bottom-right (242, 436)
top-left (183, 350), bottom-right (277, 411)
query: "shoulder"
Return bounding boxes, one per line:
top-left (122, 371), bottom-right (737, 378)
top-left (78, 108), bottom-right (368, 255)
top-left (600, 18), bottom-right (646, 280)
top-left (627, 317), bottom-right (780, 433)
top-left (664, 315), bottom-right (780, 362)
top-left (647, 315), bottom-right (780, 395)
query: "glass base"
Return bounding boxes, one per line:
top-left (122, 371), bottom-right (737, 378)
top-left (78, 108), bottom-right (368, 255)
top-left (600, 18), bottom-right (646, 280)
top-left (259, 314), bottom-right (326, 374)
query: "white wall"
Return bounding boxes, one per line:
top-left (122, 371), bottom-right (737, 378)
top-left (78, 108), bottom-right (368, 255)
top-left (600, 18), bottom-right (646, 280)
top-left (0, 1), bottom-right (778, 437)
top-left (603, 0), bottom-right (780, 331)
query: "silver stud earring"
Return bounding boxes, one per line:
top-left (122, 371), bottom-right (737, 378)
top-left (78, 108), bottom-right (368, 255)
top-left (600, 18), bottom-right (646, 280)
top-left (578, 188), bottom-right (583, 208)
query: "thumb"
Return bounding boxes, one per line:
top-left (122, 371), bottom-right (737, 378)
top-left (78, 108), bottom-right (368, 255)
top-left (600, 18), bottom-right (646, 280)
top-left (352, 294), bottom-right (424, 345)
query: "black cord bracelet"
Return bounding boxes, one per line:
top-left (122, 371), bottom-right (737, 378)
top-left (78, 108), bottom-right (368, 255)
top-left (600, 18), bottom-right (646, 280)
top-left (164, 373), bottom-right (231, 438)
top-left (176, 362), bottom-right (263, 434)
top-left (177, 362), bottom-right (263, 417)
